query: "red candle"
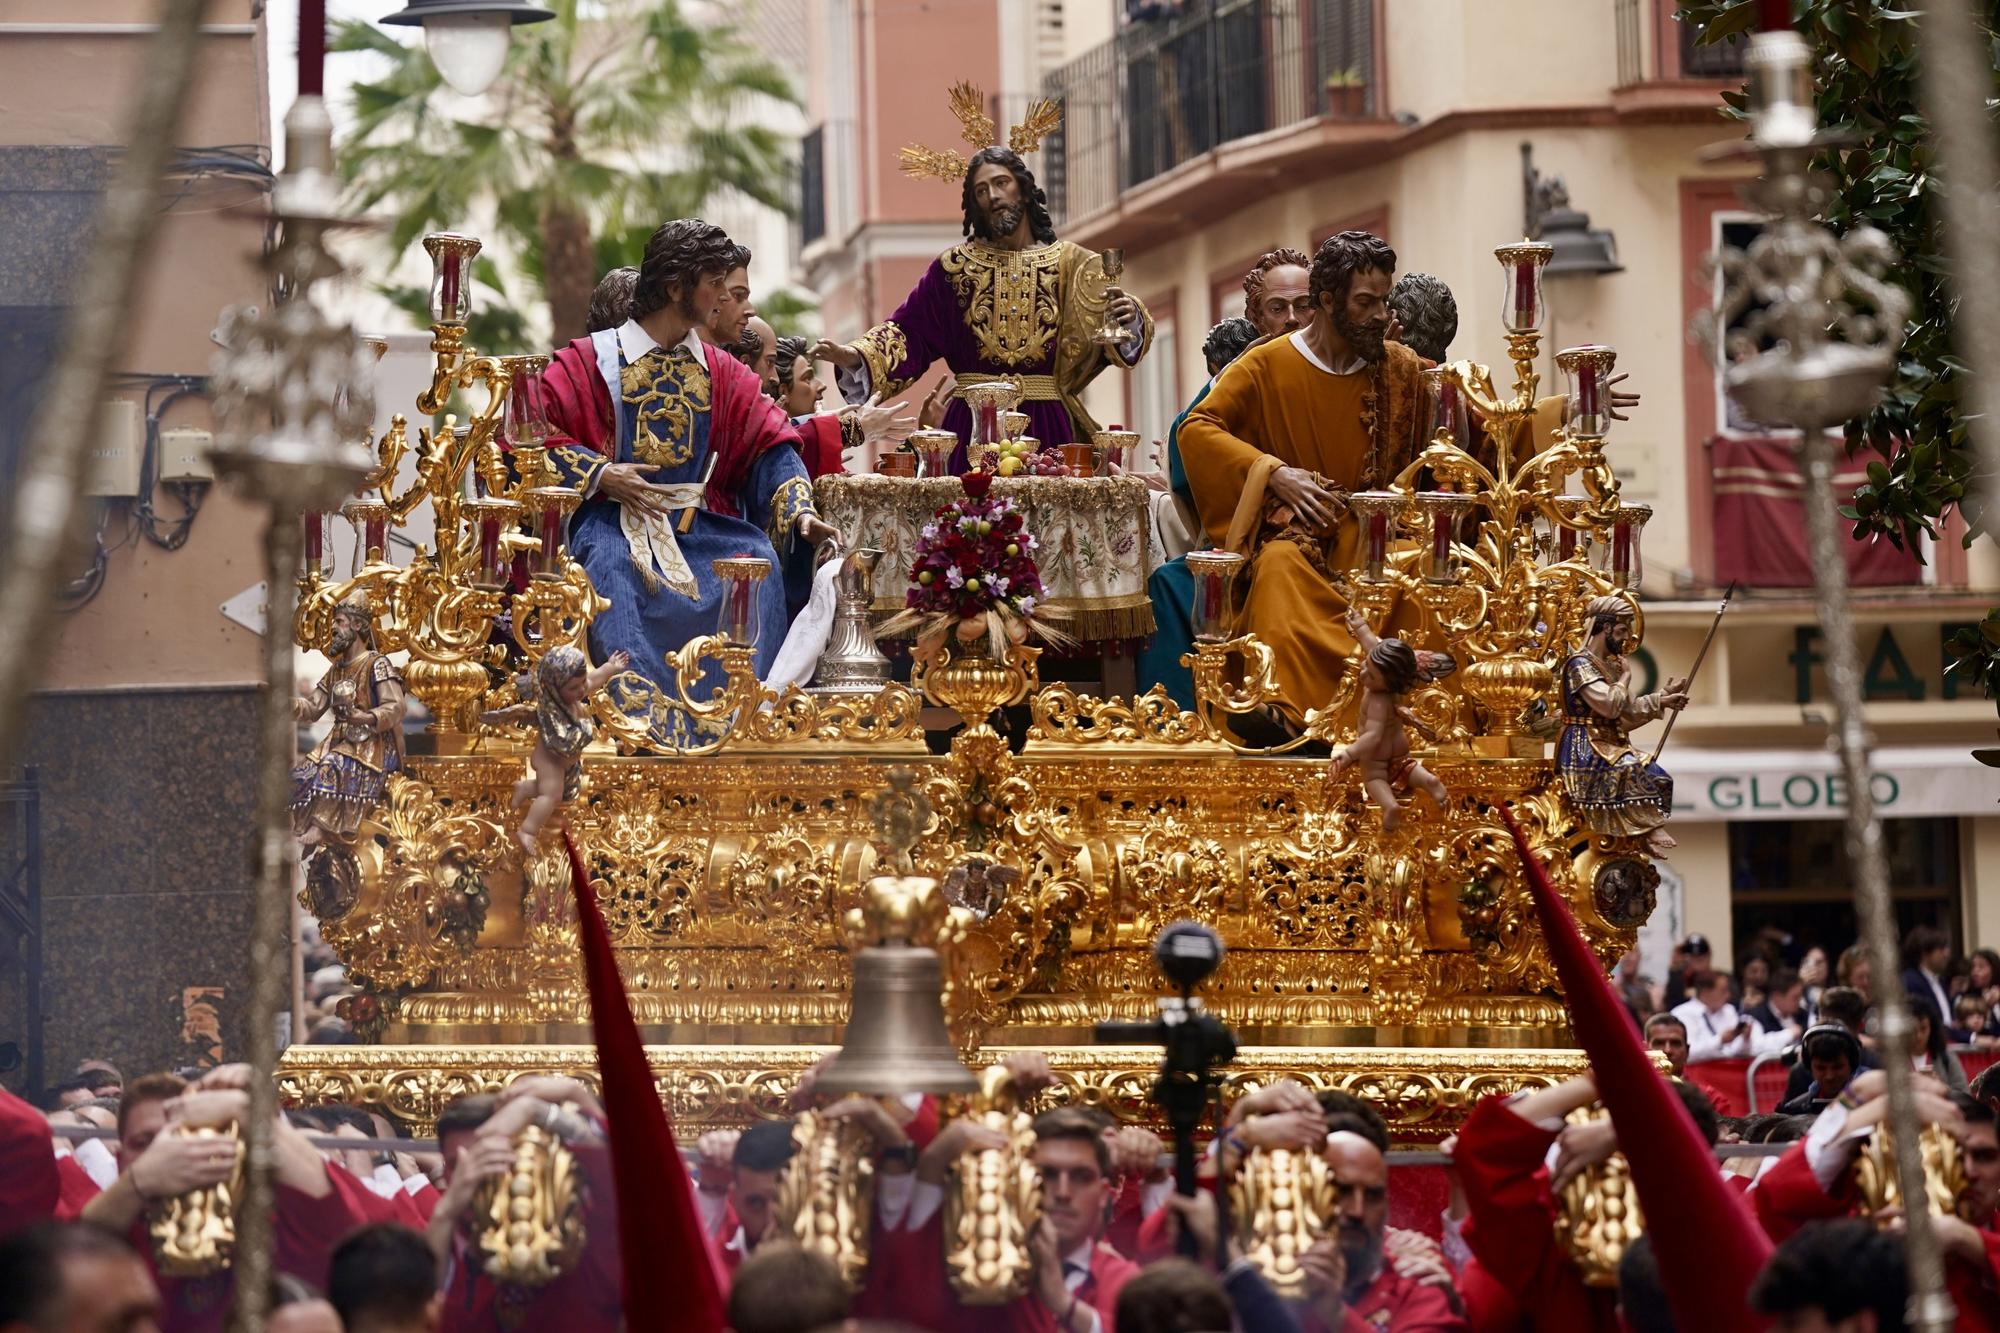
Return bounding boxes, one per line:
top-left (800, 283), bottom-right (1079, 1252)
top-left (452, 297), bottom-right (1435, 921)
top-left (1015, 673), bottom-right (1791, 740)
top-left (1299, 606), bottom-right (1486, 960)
top-left (978, 402), bottom-right (998, 445)
top-left (479, 515), bottom-right (503, 585)
top-left (1199, 571), bottom-right (1223, 634)
top-left (1438, 380), bottom-right (1460, 439)
top-left (539, 504), bottom-right (562, 575)
top-left (727, 574), bottom-right (753, 641)
top-left (1576, 364), bottom-right (1600, 419)
top-left (1513, 261), bottom-right (1537, 329)
top-left (1612, 524), bottom-right (1633, 580)
top-left (303, 511), bottom-right (324, 568)
top-left (511, 549), bottom-right (531, 589)
top-left (1557, 525), bottom-right (1578, 562)
top-left (1366, 511), bottom-right (1388, 567)
top-left (1431, 510), bottom-right (1451, 571)
top-left (298, 0), bottom-right (326, 98)
top-left (364, 517), bottom-right (387, 559)
top-left (440, 255), bottom-right (461, 321)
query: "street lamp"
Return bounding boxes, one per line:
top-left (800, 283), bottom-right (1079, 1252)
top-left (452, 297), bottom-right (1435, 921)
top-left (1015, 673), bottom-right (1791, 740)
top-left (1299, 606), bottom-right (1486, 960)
top-left (1521, 141), bottom-right (1624, 278)
top-left (380, 0), bottom-right (555, 97)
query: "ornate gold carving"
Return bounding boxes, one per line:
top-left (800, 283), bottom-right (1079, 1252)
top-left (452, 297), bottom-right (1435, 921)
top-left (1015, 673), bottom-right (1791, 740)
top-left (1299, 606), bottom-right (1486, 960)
top-left (776, 1110), bottom-right (875, 1285)
top-left (620, 347), bottom-right (711, 468)
top-left (1231, 1147), bottom-right (1332, 1298)
top-left (944, 1065), bottom-right (1042, 1304)
top-left (1027, 683), bottom-right (1219, 749)
top-left (278, 1044), bottom-right (1600, 1143)
top-left (474, 1124), bottom-right (585, 1287)
top-left (1553, 1107), bottom-right (1640, 1288)
top-left (147, 1125), bottom-right (244, 1278)
top-left (1856, 1124), bottom-right (1970, 1224)
top-left (942, 243), bottom-right (1066, 368)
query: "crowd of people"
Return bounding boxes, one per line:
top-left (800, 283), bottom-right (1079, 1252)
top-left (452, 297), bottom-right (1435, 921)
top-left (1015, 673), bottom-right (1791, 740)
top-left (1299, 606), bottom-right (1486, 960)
top-left (1626, 927), bottom-right (2000, 1122)
top-left (3, 1007), bottom-right (1997, 1332)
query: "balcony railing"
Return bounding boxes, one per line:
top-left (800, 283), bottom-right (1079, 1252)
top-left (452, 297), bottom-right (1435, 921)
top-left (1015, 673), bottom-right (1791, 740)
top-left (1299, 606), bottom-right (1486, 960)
top-left (1042, 0), bottom-right (1375, 227)
top-left (1618, 0), bottom-right (1749, 84)
top-left (800, 124), bottom-right (827, 250)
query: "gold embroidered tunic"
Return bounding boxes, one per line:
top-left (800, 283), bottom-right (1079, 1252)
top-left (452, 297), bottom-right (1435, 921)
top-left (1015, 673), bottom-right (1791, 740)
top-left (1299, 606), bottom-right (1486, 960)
top-left (835, 239), bottom-right (1154, 452)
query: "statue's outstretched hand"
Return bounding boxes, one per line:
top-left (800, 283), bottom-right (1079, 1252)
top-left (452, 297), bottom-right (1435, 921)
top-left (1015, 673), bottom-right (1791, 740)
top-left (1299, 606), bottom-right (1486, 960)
top-left (809, 338), bottom-right (863, 372)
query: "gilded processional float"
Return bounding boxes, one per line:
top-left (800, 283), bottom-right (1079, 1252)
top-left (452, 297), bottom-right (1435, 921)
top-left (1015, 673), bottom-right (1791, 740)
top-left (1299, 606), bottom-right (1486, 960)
top-left (276, 233), bottom-right (1686, 1150)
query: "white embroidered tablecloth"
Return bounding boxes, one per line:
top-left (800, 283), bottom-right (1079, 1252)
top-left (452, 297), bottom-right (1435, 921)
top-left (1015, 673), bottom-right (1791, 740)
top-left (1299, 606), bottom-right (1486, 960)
top-left (812, 474), bottom-right (1159, 642)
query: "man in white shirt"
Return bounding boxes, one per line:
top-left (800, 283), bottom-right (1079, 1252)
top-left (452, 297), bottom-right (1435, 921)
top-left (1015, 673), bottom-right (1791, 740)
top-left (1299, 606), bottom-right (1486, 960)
top-left (1672, 969), bottom-right (1766, 1062)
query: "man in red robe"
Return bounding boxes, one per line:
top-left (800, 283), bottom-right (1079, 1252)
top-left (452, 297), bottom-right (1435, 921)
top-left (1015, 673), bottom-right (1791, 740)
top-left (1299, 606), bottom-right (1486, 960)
top-left (0, 1085), bottom-right (57, 1236)
top-left (1294, 1131), bottom-right (1467, 1332)
top-left (425, 1079), bottom-right (627, 1333)
top-left (79, 1065), bottom-right (377, 1333)
top-left (874, 1105), bottom-right (1141, 1332)
top-left (1750, 1070), bottom-right (2000, 1329)
top-left (537, 219), bottom-right (838, 723)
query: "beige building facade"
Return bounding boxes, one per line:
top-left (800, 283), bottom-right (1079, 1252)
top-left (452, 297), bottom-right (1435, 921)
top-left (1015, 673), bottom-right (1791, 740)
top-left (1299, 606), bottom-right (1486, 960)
top-left (1, 2), bottom-right (272, 1088)
top-left (800, 0), bottom-right (2000, 973)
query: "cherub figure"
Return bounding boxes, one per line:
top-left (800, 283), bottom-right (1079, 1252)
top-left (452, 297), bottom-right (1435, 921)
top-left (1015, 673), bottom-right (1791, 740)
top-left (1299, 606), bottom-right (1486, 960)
top-left (481, 646), bottom-right (629, 857)
top-left (1330, 607), bottom-right (1454, 831)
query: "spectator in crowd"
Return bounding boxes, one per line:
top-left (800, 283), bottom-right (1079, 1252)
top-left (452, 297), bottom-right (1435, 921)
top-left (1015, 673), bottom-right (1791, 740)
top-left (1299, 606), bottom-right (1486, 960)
top-left (1970, 947), bottom-right (2000, 1029)
top-left (1796, 945), bottom-right (1830, 1023)
top-left (1671, 969), bottom-right (1774, 1061)
top-left (1662, 934), bottom-right (1711, 1009)
top-left (0, 1221), bottom-right (161, 1333)
top-left (1642, 1013), bottom-right (1689, 1077)
top-left (1748, 1219), bottom-right (1909, 1333)
top-left (1744, 967), bottom-right (1805, 1045)
top-left (43, 1078), bottom-right (96, 1113)
top-left (328, 1223), bottom-right (440, 1333)
top-left (1902, 924), bottom-right (1954, 1024)
top-left (1110, 1259), bottom-right (1235, 1333)
top-left (726, 1242), bottom-right (851, 1333)
top-left (1907, 995), bottom-right (1970, 1094)
top-left (1775, 1024), bottom-right (1865, 1116)
top-left (1778, 987), bottom-right (1877, 1110)
top-left (1835, 943), bottom-right (1873, 1003)
top-left (1139, 1193), bottom-right (1299, 1333)
top-left (74, 1064), bottom-right (123, 1098)
top-left (1736, 952), bottom-right (1773, 1012)
top-left (1955, 991), bottom-right (1998, 1048)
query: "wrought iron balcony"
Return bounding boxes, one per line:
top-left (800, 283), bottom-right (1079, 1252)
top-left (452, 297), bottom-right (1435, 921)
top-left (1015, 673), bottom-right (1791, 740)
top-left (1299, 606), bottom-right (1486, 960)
top-left (1041, 0), bottom-right (1376, 228)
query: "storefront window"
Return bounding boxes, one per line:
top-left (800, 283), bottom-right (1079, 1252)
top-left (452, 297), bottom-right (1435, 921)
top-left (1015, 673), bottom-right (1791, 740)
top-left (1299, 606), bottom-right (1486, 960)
top-left (1729, 817), bottom-right (1961, 955)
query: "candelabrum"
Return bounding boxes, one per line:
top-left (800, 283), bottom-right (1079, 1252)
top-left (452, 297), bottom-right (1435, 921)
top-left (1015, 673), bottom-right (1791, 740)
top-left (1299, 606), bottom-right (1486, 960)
top-left (296, 234), bottom-right (602, 743)
top-left (1187, 242), bottom-right (1644, 757)
top-left (1696, 25), bottom-right (1944, 1331)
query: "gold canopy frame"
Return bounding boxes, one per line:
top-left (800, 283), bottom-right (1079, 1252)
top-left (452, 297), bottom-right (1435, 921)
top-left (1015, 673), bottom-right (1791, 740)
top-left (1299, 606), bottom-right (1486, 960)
top-left (282, 235), bottom-right (1663, 1141)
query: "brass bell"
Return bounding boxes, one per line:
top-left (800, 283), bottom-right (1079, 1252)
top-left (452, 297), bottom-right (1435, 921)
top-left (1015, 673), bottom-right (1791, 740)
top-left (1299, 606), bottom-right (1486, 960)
top-left (816, 873), bottom-right (977, 1098)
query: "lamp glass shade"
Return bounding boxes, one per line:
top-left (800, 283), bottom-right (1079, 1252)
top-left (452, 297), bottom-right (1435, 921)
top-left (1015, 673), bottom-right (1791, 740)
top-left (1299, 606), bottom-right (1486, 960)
top-left (424, 12), bottom-right (511, 96)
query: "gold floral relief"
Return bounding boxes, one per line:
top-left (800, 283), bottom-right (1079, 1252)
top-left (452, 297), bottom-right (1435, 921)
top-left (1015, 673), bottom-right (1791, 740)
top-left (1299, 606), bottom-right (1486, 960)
top-left (620, 347), bottom-right (712, 468)
top-left (943, 241), bottom-right (1065, 368)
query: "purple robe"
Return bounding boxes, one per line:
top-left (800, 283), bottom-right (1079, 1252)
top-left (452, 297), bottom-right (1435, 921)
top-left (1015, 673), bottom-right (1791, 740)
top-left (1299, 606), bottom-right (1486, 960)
top-left (838, 238), bottom-right (1152, 471)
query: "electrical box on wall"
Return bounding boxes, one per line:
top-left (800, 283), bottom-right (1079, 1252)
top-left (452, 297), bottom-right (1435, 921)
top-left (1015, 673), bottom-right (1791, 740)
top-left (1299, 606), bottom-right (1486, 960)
top-left (158, 427), bottom-right (215, 484)
top-left (86, 398), bottom-right (143, 497)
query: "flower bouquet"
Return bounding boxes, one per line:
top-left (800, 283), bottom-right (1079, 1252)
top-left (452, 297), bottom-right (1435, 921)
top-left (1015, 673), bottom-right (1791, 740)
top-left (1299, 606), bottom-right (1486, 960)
top-left (880, 474), bottom-right (1073, 660)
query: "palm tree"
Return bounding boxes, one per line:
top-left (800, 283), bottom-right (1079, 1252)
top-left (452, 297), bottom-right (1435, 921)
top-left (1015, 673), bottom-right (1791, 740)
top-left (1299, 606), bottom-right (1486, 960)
top-left (334, 0), bottom-right (798, 343)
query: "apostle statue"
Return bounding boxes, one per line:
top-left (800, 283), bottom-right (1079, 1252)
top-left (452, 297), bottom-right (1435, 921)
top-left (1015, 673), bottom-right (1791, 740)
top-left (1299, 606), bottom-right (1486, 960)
top-left (1178, 231), bottom-right (1431, 735)
top-left (292, 594), bottom-right (404, 848)
top-left (810, 87), bottom-right (1151, 468)
top-left (537, 220), bottom-right (839, 716)
top-left (1558, 596), bottom-right (1689, 854)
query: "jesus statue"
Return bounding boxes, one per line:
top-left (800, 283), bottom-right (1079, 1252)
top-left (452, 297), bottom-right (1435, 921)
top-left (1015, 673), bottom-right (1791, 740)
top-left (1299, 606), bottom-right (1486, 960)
top-left (811, 90), bottom-right (1152, 471)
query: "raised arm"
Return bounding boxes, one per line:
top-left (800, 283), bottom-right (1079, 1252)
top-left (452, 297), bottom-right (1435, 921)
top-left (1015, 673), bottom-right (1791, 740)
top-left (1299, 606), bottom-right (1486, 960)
top-left (585, 650), bottom-right (632, 694)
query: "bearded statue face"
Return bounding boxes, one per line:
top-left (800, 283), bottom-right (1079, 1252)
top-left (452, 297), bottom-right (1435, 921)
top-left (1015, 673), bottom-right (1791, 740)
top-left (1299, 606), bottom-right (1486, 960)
top-left (1324, 268), bottom-right (1395, 363)
top-left (328, 616), bottom-right (364, 656)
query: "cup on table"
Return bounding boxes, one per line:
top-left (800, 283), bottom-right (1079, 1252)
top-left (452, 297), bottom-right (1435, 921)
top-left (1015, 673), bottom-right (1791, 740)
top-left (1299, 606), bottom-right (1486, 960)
top-left (1093, 427), bottom-right (1142, 476)
top-left (1059, 442), bottom-right (1095, 476)
top-left (875, 452), bottom-right (917, 477)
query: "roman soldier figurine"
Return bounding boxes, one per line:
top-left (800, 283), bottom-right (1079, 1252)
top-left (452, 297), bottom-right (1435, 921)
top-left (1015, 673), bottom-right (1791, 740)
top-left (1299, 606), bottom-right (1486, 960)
top-left (1557, 595), bottom-right (1688, 854)
top-left (292, 593), bottom-right (405, 847)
